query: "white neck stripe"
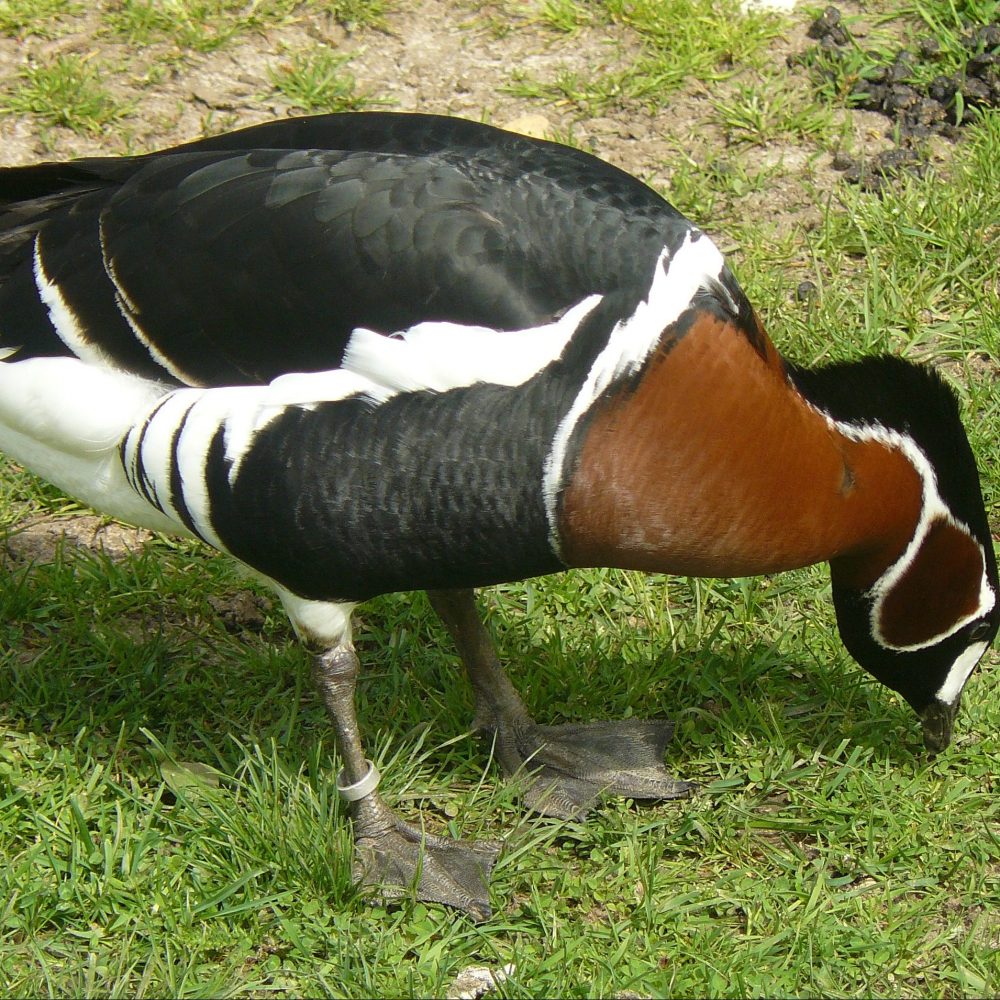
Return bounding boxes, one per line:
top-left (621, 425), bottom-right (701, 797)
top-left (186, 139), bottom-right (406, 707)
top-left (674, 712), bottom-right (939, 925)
top-left (542, 233), bottom-right (725, 556)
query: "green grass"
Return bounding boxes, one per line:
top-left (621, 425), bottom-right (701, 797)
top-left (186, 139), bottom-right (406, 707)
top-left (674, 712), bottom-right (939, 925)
top-left (766, 111), bottom-right (1000, 366)
top-left (533, 0), bottom-right (595, 33)
top-left (800, 0), bottom-right (1000, 105)
top-left (2, 522), bottom-right (998, 995)
top-left (0, 55), bottom-right (129, 135)
top-left (505, 0), bottom-right (784, 110)
top-left (0, 0), bottom-right (80, 37)
top-left (104, 0), bottom-right (244, 52)
top-left (0, 0), bottom-right (999, 996)
top-left (104, 0), bottom-right (384, 52)
top-left (268, 49), bottom-right (375, 114)
top-left (710, 75), bottom-right (836, 147)
top-left (0, 2), bottom-right (386, 142)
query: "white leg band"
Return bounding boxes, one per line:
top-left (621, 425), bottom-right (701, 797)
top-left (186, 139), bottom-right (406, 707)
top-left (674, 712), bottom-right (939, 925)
top-left (336, 759), bottom-right (380, 802)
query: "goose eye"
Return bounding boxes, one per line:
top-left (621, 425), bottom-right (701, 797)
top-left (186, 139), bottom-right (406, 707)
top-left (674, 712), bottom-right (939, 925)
top-left (968, 620), bottom-right (992, 643)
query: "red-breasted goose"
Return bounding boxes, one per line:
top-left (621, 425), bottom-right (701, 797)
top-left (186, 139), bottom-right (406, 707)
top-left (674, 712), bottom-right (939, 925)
top-left (1, 112), bottom-right (996, 920)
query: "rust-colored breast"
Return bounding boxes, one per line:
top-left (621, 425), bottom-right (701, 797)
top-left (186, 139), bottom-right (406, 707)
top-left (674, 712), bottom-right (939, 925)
top-left (558, 310), bottom-right (922, 583)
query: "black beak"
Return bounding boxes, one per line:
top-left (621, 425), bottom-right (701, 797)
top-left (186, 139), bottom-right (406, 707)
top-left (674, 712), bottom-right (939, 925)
top-left (920, 698), bottom-right (960, 754)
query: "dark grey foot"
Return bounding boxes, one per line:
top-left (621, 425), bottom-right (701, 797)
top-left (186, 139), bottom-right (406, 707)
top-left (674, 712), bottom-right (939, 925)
top-left (351, 793), bottom-right (503, 922)
top-left (484, 717), bottom-right (695, 820)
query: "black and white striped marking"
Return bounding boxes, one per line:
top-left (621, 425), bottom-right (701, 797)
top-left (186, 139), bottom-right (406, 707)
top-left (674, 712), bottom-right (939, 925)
top-left (3, 112), bottom-right (994, 736)
top-left (542, 232), bottom-right (727, 555)
top-left (4, 221), bottom-right (733, 612)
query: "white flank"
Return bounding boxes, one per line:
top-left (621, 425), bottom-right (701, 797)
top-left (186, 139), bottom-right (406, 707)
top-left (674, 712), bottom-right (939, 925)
top-left (822, 418), bottom-right (996, 651)
top-left (340, 294), bottom-right (604, 394)
top-left (936, 640), bottom-right (989, 705)
top-left (98, 217), bottom-right (206, 386)
top-left (121, 390), bottom-right (199, 527)
top-left (122, 387), bottom-right (241, 549)
top-left (32, 234), bottom-right (120, 369)
top-left (0, 357), bottom-right (165, 454)
top-left (0, 356), bottom-right (181, 532)
top-left (0, 355), bottom-right (384, 624)
top-left (170, 393), bottom-right (233, 550)
top-left (541, 233), bottom-right (726, 554)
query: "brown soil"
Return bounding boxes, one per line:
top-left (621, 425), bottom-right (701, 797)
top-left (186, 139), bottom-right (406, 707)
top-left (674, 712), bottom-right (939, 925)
top-left (1, 511), bottom-right (155, 565)
top-left (0, 1), bottom-right (912, 233)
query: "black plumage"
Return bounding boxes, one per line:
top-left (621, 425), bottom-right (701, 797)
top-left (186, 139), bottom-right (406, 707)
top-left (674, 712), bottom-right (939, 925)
top-left (0, 113), bottom-right (707, 384)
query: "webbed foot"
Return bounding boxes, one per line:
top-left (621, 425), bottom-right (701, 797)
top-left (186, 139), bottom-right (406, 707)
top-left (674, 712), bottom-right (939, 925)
top-left (352, 792), bottom-right (502, 921)
top-left (485, 717), bottom-right (695, 820)
top-left (309, 639), bottom-right (502, 920)
top-left (427, 589), bottom-right (696, 821)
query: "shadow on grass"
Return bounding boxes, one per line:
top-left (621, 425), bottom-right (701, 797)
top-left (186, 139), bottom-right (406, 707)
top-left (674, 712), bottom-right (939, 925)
top-left (1, 544), bottom-right (928, 808)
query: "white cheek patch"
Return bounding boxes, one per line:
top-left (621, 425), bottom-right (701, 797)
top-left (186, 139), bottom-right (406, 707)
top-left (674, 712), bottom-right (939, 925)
top-left (936, 640), bottom-right (989, 705)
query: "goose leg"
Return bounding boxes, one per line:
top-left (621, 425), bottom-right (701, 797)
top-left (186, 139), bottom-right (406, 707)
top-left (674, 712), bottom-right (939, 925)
top-left (427, 588), bottom-right (694, 820)
top-left (312, 643), bottom-right (501, 921)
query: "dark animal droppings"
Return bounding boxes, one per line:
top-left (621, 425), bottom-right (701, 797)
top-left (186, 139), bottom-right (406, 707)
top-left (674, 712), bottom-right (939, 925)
top-left (794, 280), bottom-right (818, 303)
top-left (797, 6), bottom-right (1000, 189)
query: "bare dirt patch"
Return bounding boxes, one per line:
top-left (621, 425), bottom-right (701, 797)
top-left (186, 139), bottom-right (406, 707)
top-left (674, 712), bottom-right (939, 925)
top-left (1, 512), bottom-right (156, 567)
top-left (0, 1), bottom-right (894, 227)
